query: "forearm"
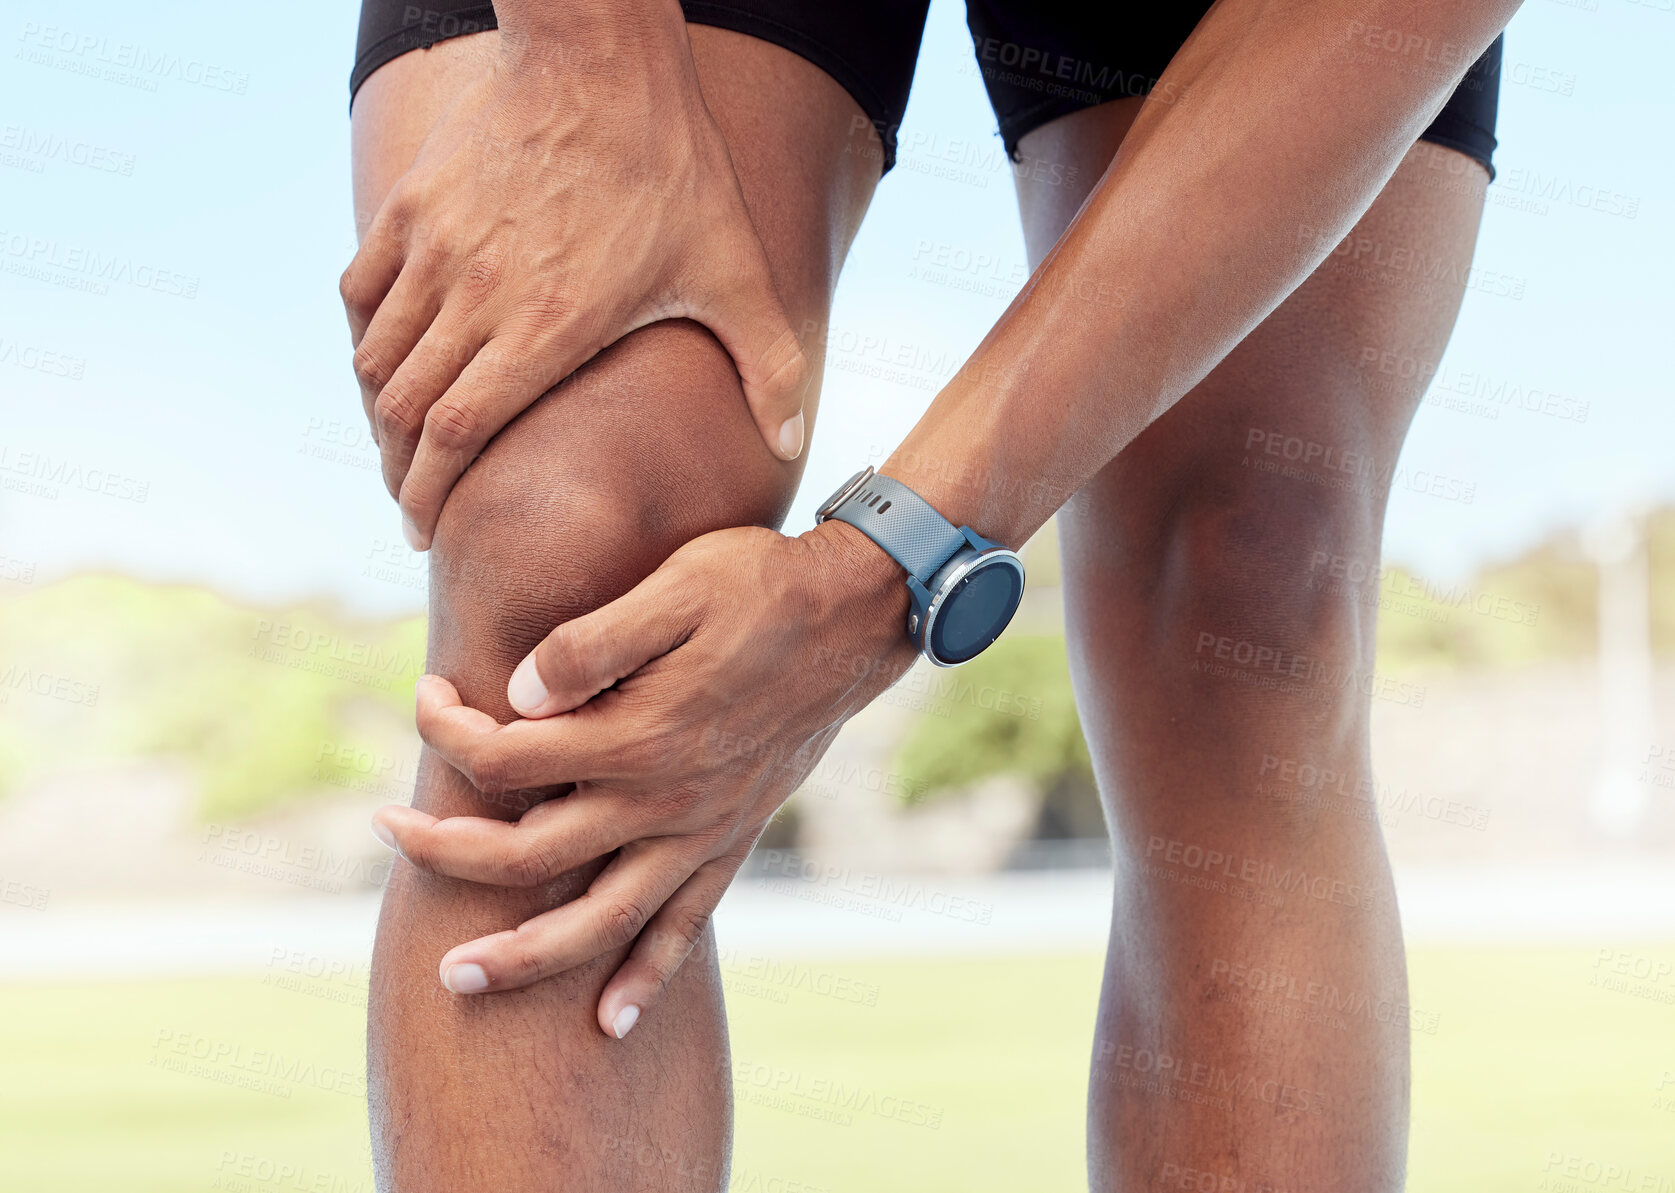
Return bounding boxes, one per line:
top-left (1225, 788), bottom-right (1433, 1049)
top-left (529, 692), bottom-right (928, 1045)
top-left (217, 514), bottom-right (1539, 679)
top-left (881, 0), bottom-right (1519, 544)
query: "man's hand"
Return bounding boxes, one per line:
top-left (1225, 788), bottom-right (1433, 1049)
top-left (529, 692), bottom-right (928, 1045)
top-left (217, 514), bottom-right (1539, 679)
top-left (340, 9), bottom-right (811, 550)
top-left (370, 522), bottom-right (912, 1036)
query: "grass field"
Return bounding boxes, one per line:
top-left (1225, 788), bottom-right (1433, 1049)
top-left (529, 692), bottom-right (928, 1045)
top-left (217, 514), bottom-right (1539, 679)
top-left (3, 946), bottom-right (1672, 1192)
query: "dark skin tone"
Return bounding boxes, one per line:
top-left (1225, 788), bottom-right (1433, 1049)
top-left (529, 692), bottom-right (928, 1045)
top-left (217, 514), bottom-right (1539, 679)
top-left (355, 0), bottom-right (1517, 1188)
top-left (1025, 121), bottom-right (1487, 1190)
top-left (389, 132), bottom-right (1485, 1192)
top-left (340, 0), bottom-right (816, 550)
top-left (351, 26), bottom-right (882, 1192)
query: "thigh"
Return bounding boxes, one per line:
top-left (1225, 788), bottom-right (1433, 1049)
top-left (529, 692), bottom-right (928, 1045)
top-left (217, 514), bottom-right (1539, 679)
top-left (1060, 136), bottom-right (1488, 567)
top-left (1066, 136), bottom-right (1486, 653)
top-left (352, 25), bottom-right (877, 334)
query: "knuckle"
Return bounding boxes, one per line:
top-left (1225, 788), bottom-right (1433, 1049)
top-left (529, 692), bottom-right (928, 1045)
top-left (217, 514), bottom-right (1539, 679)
top-left (505, 832), bottom-right (566, 888)
top-left (498, 937), bottom-right (548, 984)
top-left (463, 745), bottom-right (513, 795)
top-left (404, 236), bottom-right (448, 282)
top-left (538, 627), bottom-right (593, 690)
top-left (480, 343), bottom-right (537, 390)
top-left (424, 395), bottom-right (481, 452)
top-left (374, 384), bottom-right (423, 439)
top-left (338, 264), bottom-right (365, 311)
top-left (619, 726), bottom-right (666, 775)
top-left (518, 284), bottom-right (579, 328)
top-left (351, 342), bottom-right (391, 391)
top-left (652, 779), bottom-right (704, 820)
top-left (545, 625), bottom-right (586, 670)
top-left (692, 816), bottom-right (738, 852)
top-left (376, 187), bottom-right (417, 237)
top-left (458, 248), bottom-right (506, 305)
top-left (416, 215), bottom-right (459, 257)
top-left (665, 902), bottom-right (713, 952)
top-left (761, 332), bottom-right (811, 399)
top-left (599, 897), bottom-right (651, 950)
top-left (397, 828), bottom-right (435, 871)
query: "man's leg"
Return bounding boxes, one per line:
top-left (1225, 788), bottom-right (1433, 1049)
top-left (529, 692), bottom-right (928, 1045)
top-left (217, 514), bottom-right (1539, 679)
top-left (351, 28), bottom-right (877, 1192)
top-left (1014, 106), bottom-right (1487, 1190)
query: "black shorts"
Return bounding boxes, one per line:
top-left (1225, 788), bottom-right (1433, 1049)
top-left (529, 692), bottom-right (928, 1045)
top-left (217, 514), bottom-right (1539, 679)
top-left (352, 1), bottom-right (1500, 180)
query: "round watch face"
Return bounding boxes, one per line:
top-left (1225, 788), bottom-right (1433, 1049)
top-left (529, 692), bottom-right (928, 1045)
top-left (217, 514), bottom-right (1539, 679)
top-left (926, 554), bottom-right (1024, 665)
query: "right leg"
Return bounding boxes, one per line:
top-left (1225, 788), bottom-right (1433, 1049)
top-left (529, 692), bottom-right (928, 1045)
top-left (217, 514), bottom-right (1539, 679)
top-left (353, 27), bottom-right (877, 1192)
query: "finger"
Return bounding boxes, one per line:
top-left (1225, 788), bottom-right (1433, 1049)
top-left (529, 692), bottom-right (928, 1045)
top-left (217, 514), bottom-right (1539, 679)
top-left (373, 317), bottom-right (488, 522)
top-left (415, 673), bottom-right (629, 791)
top-left (370, 791), bottom-right (647, 887)
top-left (695, 224), bottom-right (812, 461)
top-left (352, 265), bottom-right (444, 438)
top-left (506, 566), bottom-right (695, 719)
top-left (436, 840), bottom-right (699, 994)
top-left (596, 851), bottom-right (743, 1038)
top-left (339, 221), bottom-right (406, 346)
top-left (396, 332), bottom-right (564, 550)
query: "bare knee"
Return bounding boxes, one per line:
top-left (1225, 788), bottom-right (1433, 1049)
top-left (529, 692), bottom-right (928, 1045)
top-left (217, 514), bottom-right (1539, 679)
top-left (1067, 463), bottom-right (1390, 837)
top-left (425, 319), bottom-right (801, 710)
top-left (376, 321), bottom-right (798, 970)
top-left (1160, 478), bottom-right (1380, 661)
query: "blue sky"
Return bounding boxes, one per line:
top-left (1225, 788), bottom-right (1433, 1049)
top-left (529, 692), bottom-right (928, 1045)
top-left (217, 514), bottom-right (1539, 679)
top-left (2, 0), bottom-right (1670, 616)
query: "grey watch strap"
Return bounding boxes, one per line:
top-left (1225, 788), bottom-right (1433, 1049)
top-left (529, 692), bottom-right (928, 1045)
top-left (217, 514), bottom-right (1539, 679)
top-left (826, 473), bottom-right (967, 584)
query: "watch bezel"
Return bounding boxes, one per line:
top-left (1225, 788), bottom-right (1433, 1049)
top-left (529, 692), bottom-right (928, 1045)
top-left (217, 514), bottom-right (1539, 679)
top-left (918, 547), bottom-right (1026, 668)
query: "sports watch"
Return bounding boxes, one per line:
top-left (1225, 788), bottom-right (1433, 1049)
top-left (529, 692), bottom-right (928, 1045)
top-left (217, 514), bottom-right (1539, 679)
top-left (816, 466), bottom-right (1025, 667)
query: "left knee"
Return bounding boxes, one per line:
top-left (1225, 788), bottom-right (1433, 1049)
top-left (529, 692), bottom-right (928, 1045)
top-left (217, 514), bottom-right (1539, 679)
top-left (1152, 476), bottom-right (1383, 666)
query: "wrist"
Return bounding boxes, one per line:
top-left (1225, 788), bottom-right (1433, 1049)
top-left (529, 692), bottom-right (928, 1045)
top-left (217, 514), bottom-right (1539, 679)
top-left (801, 519), bottom-right (914, 660)
top-left (811, 465), bottom-right (1028, 667)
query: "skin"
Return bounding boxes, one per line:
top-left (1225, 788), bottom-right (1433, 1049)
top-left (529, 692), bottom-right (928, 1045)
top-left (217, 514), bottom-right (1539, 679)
top-left (350, 25), bottom-right (879, 1192)
top-left (364, 0), bottom-right (1517, 1188)
top-left (382, 0), bottom-right (1518, 1009)
top-left (341, 0), bottom-right (813, 552)
top-left (1015, 110), bottom-right (1487, 1190)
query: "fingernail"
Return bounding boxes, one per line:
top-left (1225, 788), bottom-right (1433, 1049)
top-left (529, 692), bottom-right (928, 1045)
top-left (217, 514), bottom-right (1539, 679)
top-left (402, 516), bottom-right (424, 551)
top-left (442, 963), bottom-right (490, 994)
top-left (612, 1004), bottom-right (641, 1039)
top-left (370, 818), bottom-right (397, 851)
top-left (507, 654), bottom-right (548, 716)
top-left (776, 411), bottom-right (804, 460)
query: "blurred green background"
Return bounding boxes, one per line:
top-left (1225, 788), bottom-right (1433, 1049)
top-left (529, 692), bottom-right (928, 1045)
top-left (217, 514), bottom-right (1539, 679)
top-left (3, 509), bottom-right (1668, 827)
top-left (5, 946), bottom-right (1672, 1193)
